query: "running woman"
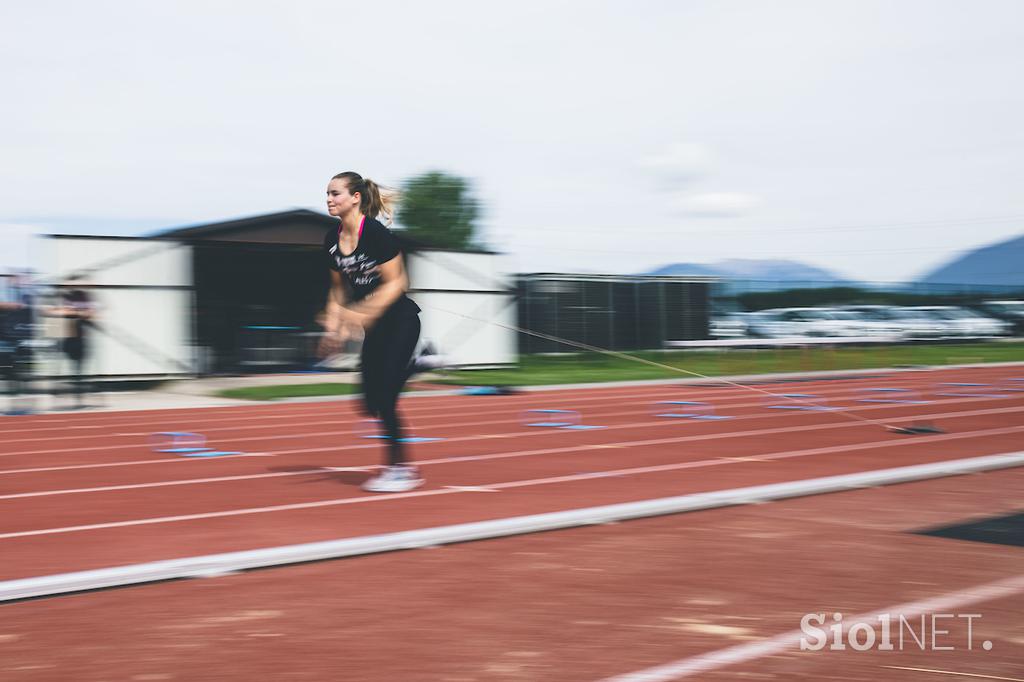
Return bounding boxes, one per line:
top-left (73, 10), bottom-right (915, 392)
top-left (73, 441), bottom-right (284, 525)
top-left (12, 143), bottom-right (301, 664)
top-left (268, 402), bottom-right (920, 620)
top-left (319, 171), bottom-right (424, 493)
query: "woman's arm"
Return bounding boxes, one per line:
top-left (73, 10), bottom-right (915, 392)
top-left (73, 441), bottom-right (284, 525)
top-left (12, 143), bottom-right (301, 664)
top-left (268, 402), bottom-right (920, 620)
top-left (321, 270), bottom-right (348, 333)
top-left (42, 297), bottom-right (98, 320)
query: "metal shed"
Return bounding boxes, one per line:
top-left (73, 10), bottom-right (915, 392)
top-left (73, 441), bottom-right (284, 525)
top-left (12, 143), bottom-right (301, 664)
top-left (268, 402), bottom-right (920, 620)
top-left (44, 210), bottom-right (516, 377)
top-left (516, 273), bottom-right (716, 353)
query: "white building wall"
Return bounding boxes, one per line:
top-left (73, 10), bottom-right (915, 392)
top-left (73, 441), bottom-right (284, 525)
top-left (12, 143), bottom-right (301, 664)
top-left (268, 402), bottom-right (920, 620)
top-left (40, 237), bottom-right (515, 376)
top-left (407, 250), bottom-right (516, 366)
top-left (45, 237), bottom-right (194, 377)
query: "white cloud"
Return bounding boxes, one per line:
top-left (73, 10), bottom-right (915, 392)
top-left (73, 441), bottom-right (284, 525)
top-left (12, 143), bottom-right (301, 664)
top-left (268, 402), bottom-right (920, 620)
top-left (638, 143), bottom-right (715, 187)
top-left (668, 192), bottom-right (758, 218)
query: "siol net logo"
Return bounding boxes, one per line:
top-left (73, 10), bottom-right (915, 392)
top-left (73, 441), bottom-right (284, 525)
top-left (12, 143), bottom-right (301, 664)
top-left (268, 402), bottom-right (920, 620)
top-left (800, 612), bottom-right (991, 652)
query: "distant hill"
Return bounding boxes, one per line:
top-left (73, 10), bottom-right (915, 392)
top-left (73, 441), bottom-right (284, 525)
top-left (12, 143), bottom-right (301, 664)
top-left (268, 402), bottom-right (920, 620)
top-left (919, 233), bottom-right (1024, 287)
top-left (645, 259), bottom-right (851, 286)
top-left (645, 262), bottom-right (722, 277)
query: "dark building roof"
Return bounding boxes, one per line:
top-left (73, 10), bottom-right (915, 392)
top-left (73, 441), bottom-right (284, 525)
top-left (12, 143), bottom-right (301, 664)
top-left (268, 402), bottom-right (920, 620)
top-left (152, 209), bottom-right (336, 246)
top-left (152, 208), bottom-right (496, 254)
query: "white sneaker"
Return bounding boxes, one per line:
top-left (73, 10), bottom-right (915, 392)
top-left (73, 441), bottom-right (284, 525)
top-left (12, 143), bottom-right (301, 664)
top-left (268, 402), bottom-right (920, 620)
top-left (410, 340), bottom-right (449, 372)
top-left (362, 465), bottom-right (425, 493)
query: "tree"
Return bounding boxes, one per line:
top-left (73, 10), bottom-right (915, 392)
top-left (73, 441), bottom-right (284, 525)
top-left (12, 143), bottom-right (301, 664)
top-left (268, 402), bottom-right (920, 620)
top-left (396, 171), bottom-right (481, 250)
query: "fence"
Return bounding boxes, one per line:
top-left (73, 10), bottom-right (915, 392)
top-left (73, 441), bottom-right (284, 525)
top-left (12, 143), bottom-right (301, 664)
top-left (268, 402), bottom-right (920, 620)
top-left (516, 274), bottom-right (713, 353)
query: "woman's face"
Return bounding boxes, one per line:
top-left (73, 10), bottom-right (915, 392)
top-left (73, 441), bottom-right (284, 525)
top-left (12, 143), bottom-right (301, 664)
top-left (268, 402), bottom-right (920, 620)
top-left (326, 179), bottom-right (360, 218)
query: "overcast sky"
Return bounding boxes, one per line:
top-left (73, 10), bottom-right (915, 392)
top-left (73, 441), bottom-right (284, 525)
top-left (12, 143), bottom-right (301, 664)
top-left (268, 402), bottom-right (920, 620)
top-left (2, 0), bottom-right (1023, 282)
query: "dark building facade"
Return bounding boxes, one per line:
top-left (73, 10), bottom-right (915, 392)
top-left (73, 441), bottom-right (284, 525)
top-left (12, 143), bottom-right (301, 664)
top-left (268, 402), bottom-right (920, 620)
top-left (155, 211), bottom-right (340, 372)
top-left (517, 273), bottom-right (714, 354)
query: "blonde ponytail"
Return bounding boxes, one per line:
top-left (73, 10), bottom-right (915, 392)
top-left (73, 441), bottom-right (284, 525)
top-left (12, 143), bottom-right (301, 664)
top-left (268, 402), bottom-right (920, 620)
top-left (332, 172), bottom-right (400, 224)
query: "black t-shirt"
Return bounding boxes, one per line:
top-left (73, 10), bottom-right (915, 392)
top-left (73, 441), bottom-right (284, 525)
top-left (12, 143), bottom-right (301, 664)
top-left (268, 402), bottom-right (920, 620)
top-left (323, 217), bottom-right (420, 313)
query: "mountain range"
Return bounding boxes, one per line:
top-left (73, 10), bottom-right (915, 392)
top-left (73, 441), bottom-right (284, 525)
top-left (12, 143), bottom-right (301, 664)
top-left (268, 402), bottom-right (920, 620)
top-left (646, 232), bottom-right (1023, 291)
top-left (919, 233), bottom-right (1024, 287)
top-left (644, 259), bottom-right (850, 284)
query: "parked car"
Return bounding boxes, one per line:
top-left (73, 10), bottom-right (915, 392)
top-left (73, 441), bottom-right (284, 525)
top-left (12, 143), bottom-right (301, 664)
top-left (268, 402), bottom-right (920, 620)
top-left (901, 306), bottom-right (1011, 338)
top-left (973, 300), bottom-right (1024, 336)
top-left (746, 307), bottom-right (863, 338)
top-left (710, 312), bottom-right (750, 338)
top-left (821, 308), bottom-right (904, 338)
top-left (836, 305), bottom-right (945, 340)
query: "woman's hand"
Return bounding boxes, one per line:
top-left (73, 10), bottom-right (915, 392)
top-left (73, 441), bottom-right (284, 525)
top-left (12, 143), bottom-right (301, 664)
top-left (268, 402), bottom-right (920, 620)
top-left (317, 329), bottom-right (343, 358)
top-left (336, 305), bottom-right (370, 328)
top-left (317, 320), bottom-right (363, 358)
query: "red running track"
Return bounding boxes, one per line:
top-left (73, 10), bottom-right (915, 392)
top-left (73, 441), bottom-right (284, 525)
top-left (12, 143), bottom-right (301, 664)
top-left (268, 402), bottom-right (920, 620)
top-left (2, 466), bottom-right (1022, 681)
top-left (1, 365), bottom-right (1023, 582)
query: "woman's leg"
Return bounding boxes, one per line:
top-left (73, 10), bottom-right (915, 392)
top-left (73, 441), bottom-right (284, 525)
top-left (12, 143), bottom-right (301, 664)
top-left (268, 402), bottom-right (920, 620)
top-left (378, 314), bottom-right (421, 466)
top-left (359, 338), bottom-right (384, 419)
top-left (64, 338), bottom-right (85, 408)
top-left (362, 312), bottom-right (421, 467)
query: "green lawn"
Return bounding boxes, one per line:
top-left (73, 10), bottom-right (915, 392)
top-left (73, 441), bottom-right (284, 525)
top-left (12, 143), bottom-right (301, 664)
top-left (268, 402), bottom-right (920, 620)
top-left (217, 341), bottom-right (1024, 400)
top-left (218, 382), bottom-right (362, 401)
top-left (434, 341), bottom-right (1024, 386)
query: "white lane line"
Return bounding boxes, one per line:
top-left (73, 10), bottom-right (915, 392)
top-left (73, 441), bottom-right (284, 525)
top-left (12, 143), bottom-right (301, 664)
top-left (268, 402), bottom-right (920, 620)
top-left (0, 487), bottom-right (456, 540)
top-left (13, 395), bottom-right (1019, 462)
top-left (598, 574), bottom-right (1024, 682)
top-left (0, 379), bottom-right (905, 441)
top-left (104, 384), bottom-right (1016, 440)
top-left (411, 421), bottom-right (1024, 469)
top-left (2, 454), bottom-right (1023, 602)
top-left (3, 413), bottom-right (1023, 487)
top-left (0, 381), bottom-right (887, 446)
top-left (3, 436), bottom-right (1024, 539)
top-left (5, 421), bottom-right (1022, 499)
top-left (0, 384), bottom-right (722, 438)
top-left (0, 368), bottom-right (1013, 440)
top-left (0, 468), bottom-right (330, 499)
top-left (2, 363), bottom-right (1019, 437)
top-left (882, 667), bottom-right (1024, 681)
top-left (0, 453), bottom-right (268, 476)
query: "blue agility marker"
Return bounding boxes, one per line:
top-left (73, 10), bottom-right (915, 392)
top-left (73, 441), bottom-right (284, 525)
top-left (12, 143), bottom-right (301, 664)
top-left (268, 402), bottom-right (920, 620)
top-left (463, 386), bottom-right (501, 396)
top-left (653, 401), bottom-right (732, 421)
top-left (151, 432), bottom-right (208, 454)
top-left (521, 409), bottom-right (606, 430)
top-left (763, 393), bottom-right (832, 411)
top-left (460, 386), bottom-right (518, 396)
top-left (1003, 378), bottom-right (1024, 392)
top-left (355, 418), bottom-right (444, 443)
top-left (856, 388), bottom-right (929, 404)
top-left (151, 432), bottom-right (240, 457)
top-left (934, 382), bottom-right (1010, 399)
top-left (523, 409), bottom-right (580, 428)
top-left (181, 449), bottom-right (243, 457)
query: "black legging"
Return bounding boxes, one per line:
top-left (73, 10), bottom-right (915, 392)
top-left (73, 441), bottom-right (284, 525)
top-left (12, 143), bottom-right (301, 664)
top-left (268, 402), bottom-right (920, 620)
top-left (360, 304), bottom-right (421, 466)
top-left (63, 337), bottom-right (88, 406)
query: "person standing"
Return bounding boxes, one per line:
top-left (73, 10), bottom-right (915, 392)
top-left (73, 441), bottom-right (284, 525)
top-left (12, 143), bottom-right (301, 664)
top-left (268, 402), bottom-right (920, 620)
top-left (1, 273), bottom-right (36, 414)
top-left (53, 278), bottom-right (97, 409)
top-left (319, 171), bottom-right (424, 493)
